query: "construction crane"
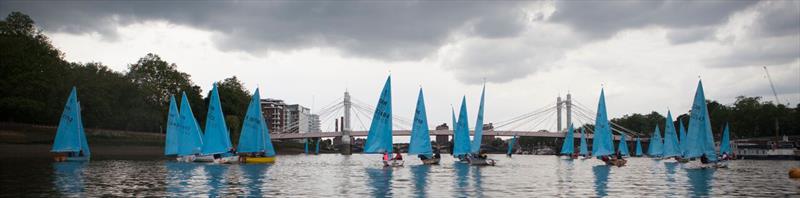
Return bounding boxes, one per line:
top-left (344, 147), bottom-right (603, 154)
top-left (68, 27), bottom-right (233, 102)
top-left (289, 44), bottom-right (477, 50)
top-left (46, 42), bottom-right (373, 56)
top-left (763, 66), bottom-right (781, 147)
top-left (763, 66), bottom-right (782, 105)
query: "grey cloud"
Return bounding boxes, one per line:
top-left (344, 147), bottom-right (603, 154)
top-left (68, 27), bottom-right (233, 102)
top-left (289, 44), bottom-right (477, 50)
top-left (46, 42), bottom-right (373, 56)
top-left (752, 1), bottom-right (800, 38)
top-left (666, 27), bottom-right (715, 45)
top-left (549, 1), bottom-right (756, 40)
top-left (0, 1), bottom-right (529, 61)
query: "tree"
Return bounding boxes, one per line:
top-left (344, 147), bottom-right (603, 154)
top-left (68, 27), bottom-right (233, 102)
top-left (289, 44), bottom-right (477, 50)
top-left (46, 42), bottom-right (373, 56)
top-left (126, 53), bottom-right (205, 125)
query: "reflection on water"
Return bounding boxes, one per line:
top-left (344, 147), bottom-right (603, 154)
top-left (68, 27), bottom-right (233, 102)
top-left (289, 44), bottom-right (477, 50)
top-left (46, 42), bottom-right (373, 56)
top-left (366, 168), bottom-right (393, 197)
top-left (53, 162), bottom-right (86, 196)
top-left (410, 165), bottom-right (430, 198)
top-left (687, 168), bottom-right (715, 197)
top-left (592, 165), bottom-right (610, 197)
top-left (1, 155), bottom-right (798, 197)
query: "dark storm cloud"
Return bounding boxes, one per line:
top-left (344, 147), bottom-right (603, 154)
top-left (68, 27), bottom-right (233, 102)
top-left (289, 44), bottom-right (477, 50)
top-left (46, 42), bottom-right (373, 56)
top-left (0, 1), bottom-right (528, 61)
top-left (549, 1), bottom-right (756, 40)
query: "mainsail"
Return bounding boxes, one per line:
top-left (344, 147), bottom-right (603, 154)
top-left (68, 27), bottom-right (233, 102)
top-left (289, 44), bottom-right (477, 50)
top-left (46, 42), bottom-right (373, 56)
top-left (684, 80), bottom-right (717, 161)
top-left (237, 88), bottom-right (276, 156)
top-left (178, 92), bottom-right (204, 156)
top-left (720, 123), bottom-right (731, 155)
top-left (647, 125), bottom-right (663, 157)
top-left (202, 84), bottom-right (233, 155)
top-left (560, 124), bottom-right (575, 155)
top-left (453, 97), bottom-right (471, 156)
top-left (617, 135), bottom-right (629, 156)
top-left (591, 88), bottom-right (614, 157)
top-left (364, 76), bottom-right (393, 155)
top-left (679, 121), bottom-right (687, 156)
top-left (470, 85), bottom-right (486, 154)
top-left (662, 111), bottom-right (681, 157)
top-left (164, 95), bottom-right (180, 155)
top-left (635, 137), bottom-right (643, 157)
top-left (507, 136), bottom-right (517, 155)
top-left (52, 87), bottom-right (90, 157)
top-left (579, 128), bottom-right (589, 156)
top-left (408, 88), bottom-right (433, 157)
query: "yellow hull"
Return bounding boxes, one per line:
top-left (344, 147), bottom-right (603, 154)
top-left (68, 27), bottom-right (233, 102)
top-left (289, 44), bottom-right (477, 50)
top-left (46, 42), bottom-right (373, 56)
top-left (243, 156), bottom-right (276, 163)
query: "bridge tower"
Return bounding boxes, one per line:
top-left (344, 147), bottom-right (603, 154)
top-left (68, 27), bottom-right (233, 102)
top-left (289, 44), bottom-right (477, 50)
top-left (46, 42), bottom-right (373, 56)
top-left (556, 94), bottom-right (573, 132)
top-left (341, 91), bottom-right (353, 155)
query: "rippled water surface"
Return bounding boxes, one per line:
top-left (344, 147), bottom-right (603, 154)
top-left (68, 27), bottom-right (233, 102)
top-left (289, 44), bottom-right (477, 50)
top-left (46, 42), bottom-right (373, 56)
top-left (2, 154), bottom-right (799, 197)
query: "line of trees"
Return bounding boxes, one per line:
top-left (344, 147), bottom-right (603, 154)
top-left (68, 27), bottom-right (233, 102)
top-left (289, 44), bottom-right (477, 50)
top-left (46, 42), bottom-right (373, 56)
top-left (0, 12), bottom-right (251, 143)
top-left (1, 12), bottom-right (797, 142)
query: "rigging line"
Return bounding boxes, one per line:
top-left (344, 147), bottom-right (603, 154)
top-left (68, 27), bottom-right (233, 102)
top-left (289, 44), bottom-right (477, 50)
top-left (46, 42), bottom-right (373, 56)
top-left (571, 105), bottom-right (639, 136)
top-left (528, 107), bottom-right (558, 132)
top-left (494, 103), bottom-right (555, 126)
top-left (319, 107), bottom-right (343, 131)
top-left (509, 107), bottom-right (555, 131)
top-left (494, 105), bottom-right (557, 129)
top-left (507, 107), bottom-right (553, 131)
top-left (315, 97), bottom-right (343, 115)
top-left (352, 106), bottom-right (368, 131)
top-left (316, 101), bottom-right (344, 117)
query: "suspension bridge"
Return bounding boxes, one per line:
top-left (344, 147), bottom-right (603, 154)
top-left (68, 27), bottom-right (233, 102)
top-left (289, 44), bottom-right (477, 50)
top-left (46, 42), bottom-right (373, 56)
top-left (270, 91), bottom-right (649, 149)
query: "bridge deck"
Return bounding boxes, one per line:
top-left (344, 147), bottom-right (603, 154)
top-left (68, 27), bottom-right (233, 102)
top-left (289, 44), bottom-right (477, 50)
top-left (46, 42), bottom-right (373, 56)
top-left (270, 130), bottom-right (646, 141)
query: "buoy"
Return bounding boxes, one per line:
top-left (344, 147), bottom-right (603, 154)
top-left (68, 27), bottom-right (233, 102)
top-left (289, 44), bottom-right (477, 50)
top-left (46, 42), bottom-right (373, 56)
top-left (789, 167), bottom-right (800, 178)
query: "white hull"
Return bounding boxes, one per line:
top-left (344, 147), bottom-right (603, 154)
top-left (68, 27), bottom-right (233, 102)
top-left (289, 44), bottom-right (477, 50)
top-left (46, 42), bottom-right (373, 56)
top-left (214, 156), bottom-right (239, 164)
top-left (383, 160), bottom-right (404, 167)
top-left (176, 155), bottom-right (215, 162)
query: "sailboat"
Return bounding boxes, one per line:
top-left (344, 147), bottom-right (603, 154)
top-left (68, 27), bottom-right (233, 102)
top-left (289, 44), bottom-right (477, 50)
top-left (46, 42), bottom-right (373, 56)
top-left (51, 87), bottom-right (90, 162)
top-left (467, 85), bottom-right (495, 166)
top-left (579, 128), bottom-right (589, 159)
top-left (617, 135), bottom-right (629, 157)
top-left (720, 123), bottom-right (732, 160)
top-left (408, 88), bottom-right (439, 165)
top-left (177, 92), bottom-right (209, 162)
top-left (237, 88), bottom-right (277, 163)
top-left (684, 80), bottom-right (724, 168)
top-left (592, 88), bottom-right (624, 166)
top-left (364, 76), bottom-right (400, 167)
top-left (507, 136), bottom-right (517, 157)
top-left (662, 111), bottom-right (681, 161)
top-left (453, 97), bottom-right (471, 162)
top-left (164, 95), bottom-right (180, 157)
top-left (634, 137), bottom-right (643, 157)
top-left (679, 121), bottom-right (688, 157)
top-left (560, 124), bottom-right (576, 159)
top-left (647, 125), bottom-right (663, 158)
top-left (202, 84), bottom-right (237, 163)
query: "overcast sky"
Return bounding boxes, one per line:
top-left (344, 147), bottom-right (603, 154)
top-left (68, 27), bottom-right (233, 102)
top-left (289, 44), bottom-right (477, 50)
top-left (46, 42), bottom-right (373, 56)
top-left (2, 1), bottom-right (799, 133)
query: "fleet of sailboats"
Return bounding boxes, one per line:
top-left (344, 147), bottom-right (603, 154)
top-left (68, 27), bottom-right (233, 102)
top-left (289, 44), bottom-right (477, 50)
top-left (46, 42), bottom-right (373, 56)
top-left (52, 77), bottom-right (735, 170)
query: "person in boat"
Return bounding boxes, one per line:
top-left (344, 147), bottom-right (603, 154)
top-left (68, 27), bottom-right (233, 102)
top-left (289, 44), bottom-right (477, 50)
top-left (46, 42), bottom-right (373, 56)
top-left (600, 155), bottom-right (610, 163)
top-left (213, 153), bottom-right (222, 159)
top-left (478, 150), bottom-right (488, 159)
top-left (418, 154), bottom-right (429, 160)
top-left (700, 154), bottom-right (709, 164)
top-left (721, 152), bottom-right (729, 160)
top-left (382, 152), bottom-right (390, 161)
top-left (614, 151), bottom-right (622, 160)
top-left (433, 150), bottom-right (441, 159)
top-left (394, 152), bottom-right (403, 160)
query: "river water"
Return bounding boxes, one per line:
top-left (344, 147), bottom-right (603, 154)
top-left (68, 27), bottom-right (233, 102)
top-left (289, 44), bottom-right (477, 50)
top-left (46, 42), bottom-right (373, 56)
top-left (1, 154), bottom-right (798, 197)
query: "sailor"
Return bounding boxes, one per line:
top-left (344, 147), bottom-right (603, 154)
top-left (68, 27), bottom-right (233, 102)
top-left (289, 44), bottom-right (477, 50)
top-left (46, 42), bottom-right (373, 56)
top-left (433, 150), bottom-right (441, 159)
top-left (700, 154), bottom-right (710, 164)
top-left (394, 152), bottom-right (403, 160)
top-left (382, 152), bottom-right (389, 161)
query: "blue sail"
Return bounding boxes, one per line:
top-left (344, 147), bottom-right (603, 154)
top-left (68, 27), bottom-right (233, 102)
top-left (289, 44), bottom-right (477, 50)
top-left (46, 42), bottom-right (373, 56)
top-left (591, 88), bottom-right (614, 157)
top-left (315, 138), bottom-right (320, 154)
top-left (560, 124), bottom-right (575, 155)
top-left (364, 76), bottom-right (393, 155)
top-left (408, 88), bottom-right (433, 157)
top-left (618, 135), bottom-right (629, 156)
top-left (165, 95), bottom-right (180, 155)
top-left (237, 88), bottom-right (275, 156)
top-left (647, 125), bottom-right (663, 157)
top-left (304, 138), bottom-right (309, 154)
top-left (178, 92), bottom-right (204, 156)
top-left (662, 111), bottom-right (681, 157)
top-left (470, 85), bottom-right (486, 154)
top-left (76, 103), bottom-right (90, 157)
top-left (679, 121), bottom-right (687, 156)
top-left (451, 107), bottom-right (457, 156)
top-left (579, 128), bottom-right (589, 156)
top-left (684, 80), bottom-right (717, 161)
top-left (635, 137), bottom-right (643, 156)
top-left (507, 136), bottom-right (517, 155)
top-left (453, 96), bottom-right (472, 156)
top-left (202, 84), bottom-right (233, 155)
top-left (52, 87), bottom-right (83, 153)
top-left (720, 123), bottom-right (731, 155)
